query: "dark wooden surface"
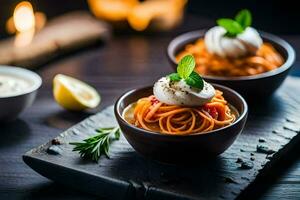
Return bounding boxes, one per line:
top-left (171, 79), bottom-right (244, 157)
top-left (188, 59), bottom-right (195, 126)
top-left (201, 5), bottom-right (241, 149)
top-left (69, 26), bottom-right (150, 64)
top-left (1, 15), bottom-right (300, 200)
top-left (23, 83), bottom-right (300, 200)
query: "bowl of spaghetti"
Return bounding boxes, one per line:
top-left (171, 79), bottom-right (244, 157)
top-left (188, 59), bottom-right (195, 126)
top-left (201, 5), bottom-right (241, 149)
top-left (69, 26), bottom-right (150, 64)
top-left (115, 56), bottom-right (248, 163)
top-left (167, 10), bottom-right (295, 99)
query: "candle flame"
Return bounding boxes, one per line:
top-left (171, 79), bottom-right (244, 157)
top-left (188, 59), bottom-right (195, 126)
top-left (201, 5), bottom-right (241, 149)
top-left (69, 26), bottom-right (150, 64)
top-left (13, 1), bottom-right (36, 47)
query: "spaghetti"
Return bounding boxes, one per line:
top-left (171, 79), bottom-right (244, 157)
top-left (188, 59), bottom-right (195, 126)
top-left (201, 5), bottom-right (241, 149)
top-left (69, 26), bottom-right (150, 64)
top-left (176, 39), bottom-right (284, 77)
top-left (126, 90), bottom-right (236, 135)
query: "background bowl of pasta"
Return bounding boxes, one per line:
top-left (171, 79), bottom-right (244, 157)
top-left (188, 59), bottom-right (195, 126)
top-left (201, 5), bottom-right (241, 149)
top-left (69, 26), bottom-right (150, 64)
top-left (114, 84), bottom-right (248, 164)
top-left (167, 30), bottom-right (295, 100)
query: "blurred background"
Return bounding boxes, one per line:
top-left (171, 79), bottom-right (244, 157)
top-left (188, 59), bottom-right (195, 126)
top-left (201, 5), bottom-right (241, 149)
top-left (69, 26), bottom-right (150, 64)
top-left (0, 0), bottom-right (299, 76)
top-left (1, 0), bottom-right (300, 38)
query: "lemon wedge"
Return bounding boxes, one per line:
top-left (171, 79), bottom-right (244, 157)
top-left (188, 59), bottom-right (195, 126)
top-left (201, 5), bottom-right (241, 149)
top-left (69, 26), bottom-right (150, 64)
top-left (53, 74), bottom-right (100, 111)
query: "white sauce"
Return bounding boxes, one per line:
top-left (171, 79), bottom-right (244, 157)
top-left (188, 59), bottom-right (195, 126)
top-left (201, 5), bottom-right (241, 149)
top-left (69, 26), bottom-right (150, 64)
top-left (153, 77), bottom-right (215, 106)
top-left (0, 74), bottom-right (32, 97)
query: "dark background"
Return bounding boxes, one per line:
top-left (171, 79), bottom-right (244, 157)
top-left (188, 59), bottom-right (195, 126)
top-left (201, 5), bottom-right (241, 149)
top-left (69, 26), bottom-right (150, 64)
top-left (1, 1), bottom-right (300, 200)
top-left (1, 0), bottom-right (300, 38)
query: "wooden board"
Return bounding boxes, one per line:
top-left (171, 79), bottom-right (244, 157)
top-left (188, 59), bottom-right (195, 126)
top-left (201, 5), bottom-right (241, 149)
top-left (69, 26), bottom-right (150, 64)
top-left (23, 78), bottom-right (300, 200)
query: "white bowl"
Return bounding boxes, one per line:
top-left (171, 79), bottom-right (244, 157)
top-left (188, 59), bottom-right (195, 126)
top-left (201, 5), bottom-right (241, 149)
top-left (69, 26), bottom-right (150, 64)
top-left (0, 66), bottom-right (42, 122)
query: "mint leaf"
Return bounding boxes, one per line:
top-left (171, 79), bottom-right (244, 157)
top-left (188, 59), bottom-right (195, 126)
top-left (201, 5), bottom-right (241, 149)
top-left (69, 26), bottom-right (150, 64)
top-left (235, 9), bottom-right (252, 29)
top-left (168, 73), bottom-right (181, 81)
top-left (217, 18), bottom-right (243, 37)
top-left (185, 71), bottom-right (204, 90)
top-left (175, 56), bottom-right (203, 90)
top-left (177, 55), bottom-right (195, 79)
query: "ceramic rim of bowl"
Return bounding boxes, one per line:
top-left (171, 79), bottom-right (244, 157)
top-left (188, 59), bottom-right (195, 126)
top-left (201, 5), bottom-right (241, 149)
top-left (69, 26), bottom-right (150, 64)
top-left (0, 66), bottom-right (42, 99)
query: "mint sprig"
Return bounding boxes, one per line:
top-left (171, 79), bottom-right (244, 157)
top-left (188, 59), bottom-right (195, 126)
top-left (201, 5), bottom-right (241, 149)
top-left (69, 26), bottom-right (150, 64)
top-left (217, 9), bottom-right (252, 37)
top-left (217, 19), bottom-right (243, 37)
top-left (168, 55), bottom-right (204, 90)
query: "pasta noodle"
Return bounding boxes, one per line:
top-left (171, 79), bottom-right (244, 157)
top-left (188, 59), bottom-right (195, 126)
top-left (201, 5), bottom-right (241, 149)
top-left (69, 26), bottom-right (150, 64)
top-left (129, 90), bottom-right (236, 135)
top-left (176, 39), bottom-right (284, 77)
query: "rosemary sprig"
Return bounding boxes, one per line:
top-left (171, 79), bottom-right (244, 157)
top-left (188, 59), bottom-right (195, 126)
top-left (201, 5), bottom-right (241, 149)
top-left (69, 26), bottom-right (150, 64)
top-left (70, 127), bottom-right (120, 162)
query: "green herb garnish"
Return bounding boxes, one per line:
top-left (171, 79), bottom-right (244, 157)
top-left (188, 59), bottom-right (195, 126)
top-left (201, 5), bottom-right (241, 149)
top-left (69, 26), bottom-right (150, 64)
top-left (217, 9), bottom-right (252, 37)
top-left (168, 55), bottom-right (204, 89)
top-left (168, 73), bottom-right (181, 81)
top-left (217, 19), bottom-right (243, 37)
top-left (185, 71), bottom-right (204, 89)
top-left (235, 9), bottom-right (252, 29)
top-left (177, 55), bottom-right (195, 79)
top-left (70, 127), bottom-right (120, 162)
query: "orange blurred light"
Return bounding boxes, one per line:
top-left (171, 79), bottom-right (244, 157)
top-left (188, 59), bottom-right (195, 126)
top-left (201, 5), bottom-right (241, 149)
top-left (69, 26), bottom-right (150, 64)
top-left (5, 1), bottom-right (46, 47)
top-left (88, 0), bottom-right (187, 31)
top-left (13, 1), bottom-right (36, 47)
top-left (14, 1), bottom-right (36, 33)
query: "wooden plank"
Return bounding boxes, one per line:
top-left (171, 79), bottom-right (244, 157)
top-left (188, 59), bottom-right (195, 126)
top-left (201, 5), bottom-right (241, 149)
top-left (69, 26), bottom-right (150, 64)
top-left (23, 77), bottom-right (300, 200)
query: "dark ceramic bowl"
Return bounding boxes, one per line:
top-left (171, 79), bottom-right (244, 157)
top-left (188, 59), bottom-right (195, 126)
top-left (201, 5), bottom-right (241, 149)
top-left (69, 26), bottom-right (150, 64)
top-left (115, 84), bottom-right (248, 164)
top-left (167, 30), bottom-right (295, 100)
